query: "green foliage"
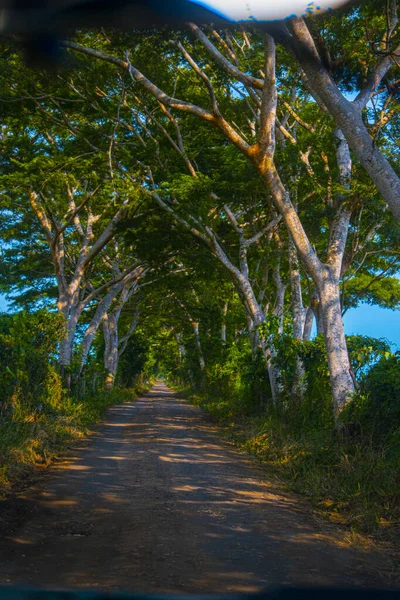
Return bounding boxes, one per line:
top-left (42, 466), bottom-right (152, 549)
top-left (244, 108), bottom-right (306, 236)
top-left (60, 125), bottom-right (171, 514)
top-left (200, 340), bottom-right (271, 417)
top-left (344, 274), bottom-right (400, 311)
top-left (345, 352), bottom-right (400, 440)
top-left (0, 310), bottom-right (65, 412)
top-left (271, 334), bottom-right (394, 422)
top-left (118, 332), bottom-right (152, 388)
top-left (346, 335), bottom-right (392, 378)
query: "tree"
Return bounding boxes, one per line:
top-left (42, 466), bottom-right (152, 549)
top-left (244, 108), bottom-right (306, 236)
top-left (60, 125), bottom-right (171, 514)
top-left (1, 10), bottom-right (399, 414)
top-left (62, 29), bottom-right (356, 411)
top-left (280, 2), bottom-right (400, 219)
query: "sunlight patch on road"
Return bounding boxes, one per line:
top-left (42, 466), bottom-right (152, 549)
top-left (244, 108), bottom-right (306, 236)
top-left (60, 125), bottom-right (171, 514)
top-left (44, 499), bottom-right (78, 507)
top-left (101, 493), bottom-right (126, 503)
top-left (8, 537), bottom-right (34, 545)
top-left (106, 421), bottom-right (142, 427)
top-left (58, 464), bottom-right (92, 471)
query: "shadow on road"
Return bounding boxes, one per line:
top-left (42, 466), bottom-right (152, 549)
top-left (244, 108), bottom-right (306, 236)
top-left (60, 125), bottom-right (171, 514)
top-left (0, 383), bottom-right (387, 593)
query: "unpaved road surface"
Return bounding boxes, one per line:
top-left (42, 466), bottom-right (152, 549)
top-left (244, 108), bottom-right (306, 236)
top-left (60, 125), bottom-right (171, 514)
top-left (0, 384), bottom-right (387, 593)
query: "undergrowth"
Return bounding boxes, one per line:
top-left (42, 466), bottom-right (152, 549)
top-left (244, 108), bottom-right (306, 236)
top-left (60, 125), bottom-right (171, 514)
top-left (0, 383), bottom-right (147, 498)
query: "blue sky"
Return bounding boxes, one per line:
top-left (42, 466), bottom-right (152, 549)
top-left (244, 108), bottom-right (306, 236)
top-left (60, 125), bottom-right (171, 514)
top-left (343, 305), bottom-right (400, 349)
top-left (1, 293), bottom-right (399, 348)
top-left (0, 295), bottom-right (10, 313)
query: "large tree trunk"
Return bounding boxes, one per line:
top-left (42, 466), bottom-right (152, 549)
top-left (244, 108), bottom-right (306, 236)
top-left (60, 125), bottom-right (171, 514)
top-left (59, 303), bottom-right (83, 389)
top-left (256, 164), bottom-right (354, 411)
top-left (317, 271), bottom-right (354, 414)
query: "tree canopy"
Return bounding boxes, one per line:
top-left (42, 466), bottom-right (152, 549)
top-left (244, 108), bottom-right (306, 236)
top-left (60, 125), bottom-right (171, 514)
top-left (0, 0), bottom-right (399, 412)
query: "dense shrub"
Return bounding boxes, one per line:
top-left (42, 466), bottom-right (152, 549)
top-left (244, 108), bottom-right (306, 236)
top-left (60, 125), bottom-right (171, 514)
top-left (118, 331), bottom-right (152, 388)
top-left (0, 310), bottom-right (65, 414)
top-left (347, 352), bottom-right (400, 439)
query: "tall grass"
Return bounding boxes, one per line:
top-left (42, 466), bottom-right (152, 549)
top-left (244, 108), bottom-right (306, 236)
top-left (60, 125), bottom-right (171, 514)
top-left (184, 389), bottom-right (400, 544)
top-left (0, 383), bottom-right (147, 498)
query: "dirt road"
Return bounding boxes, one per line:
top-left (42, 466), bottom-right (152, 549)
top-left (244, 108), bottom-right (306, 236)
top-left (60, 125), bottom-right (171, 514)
top-left (0, 383), bottom-right (387, 593)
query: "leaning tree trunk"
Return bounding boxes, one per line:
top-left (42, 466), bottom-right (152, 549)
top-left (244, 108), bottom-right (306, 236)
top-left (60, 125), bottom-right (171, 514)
top-left (286, 18), bottom-right (400, 222)
top-left (77, 285), bottom-right (120, 380)
top-left (103, 313), bottom-right (119, 390)
top-left (231, 274), bottom-right (282, 405)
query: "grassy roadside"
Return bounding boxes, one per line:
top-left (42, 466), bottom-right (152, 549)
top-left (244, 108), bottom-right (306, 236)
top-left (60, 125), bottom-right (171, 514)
top-left (177, 387), bottom-right (399, 553)
top-left (0, 382), bottom-right (149, 499)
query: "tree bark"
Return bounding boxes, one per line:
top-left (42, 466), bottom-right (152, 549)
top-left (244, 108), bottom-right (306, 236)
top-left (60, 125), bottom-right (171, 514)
top-left (173, 330), bottom-right (186, 362)
top-left (103, 312), bottom-right (119, 390)
top-left (78, 285), bottom-right (120, 379)
top-left (192, 321), bottom-right (205, 373)
top-left (59, 303), bottom-right (84, 389)
top-left (221, 301), bottom-right (229, 343)
top-left (288, 237), bottom-right (306, 400)
top-left (289, 237), bottom-right (305, 339)
top-left (318, 272), bottom-right (354, 413)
